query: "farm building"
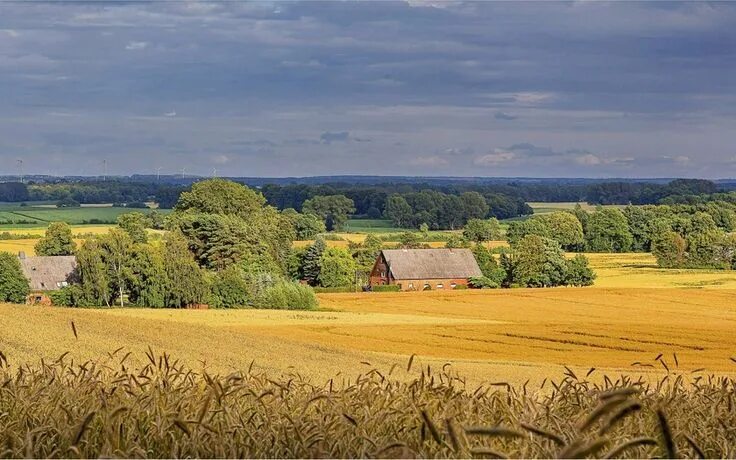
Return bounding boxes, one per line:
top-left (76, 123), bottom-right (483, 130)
top-left (18, 253), bottom-right (77, 305)
top-left (369, 248), bottom-right (482, 291)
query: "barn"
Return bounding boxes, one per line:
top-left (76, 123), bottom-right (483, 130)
top-left (18, 253), bottom-right (77, 305)
top-left (369, 248), bottom-right (482, 291)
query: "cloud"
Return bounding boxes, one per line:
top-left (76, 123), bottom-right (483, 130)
top-left (125, 41), bottom-right (148, 50)
top-left (473, 149), bottom-right (517, 166)
top-left (211, 154), bottom-right (230, 164)
top-left (473, 144), bottom-right (634, 170)
top-left (410, 155), bottom-right (449, 167)
top-left (318, 131), bottom-right (371, 144)
top-left (494, 111), bottom-right (517, 121)
top-left (0, 2), bottom-right (734, 177)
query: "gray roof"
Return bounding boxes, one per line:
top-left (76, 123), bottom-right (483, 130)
top-left (19, 255), bottom-right (77, 291)
top-left (381, 248), bottom-right (482, 280)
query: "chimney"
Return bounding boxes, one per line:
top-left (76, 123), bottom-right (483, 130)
top-left (18, 251), bottom-right (26, 259)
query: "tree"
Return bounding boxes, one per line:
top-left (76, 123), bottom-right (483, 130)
top-left (511, 235), bottom-right (568, 288)
top-left (541, 212), bottom-right (584, 250)
top-left (385, 194), bottom-right (413, 228)
top-left (585, 208), bottom-right (633, 252)
top-left (302, 237), bottom-right (326, 285)
top-left (293, 212), bottom-right (326, 240)
top-left (117, 212), bottom-right (148, 244)
top-left (506, 218), bottom-right (551, 245)
top-left (652, 231), bottom-right (687, 268)
top-left (302, 195), bottom-right (355, 231)
top-left (175, 178), bottom-right (266, 218)
top-left (0, 252), bottom-right (29, 303)
top-left (127, 243), bottom-right (166, 307)
top-left (460, 191), bottom-right (490, 221)
top-left (162, 232), bottom-right (208, 307)
top-left (317, 247), bottom-right (357, 288)
top-left (75, 239), bottom-right (111, 307)
top-left (565, 254), bottom-right (596, 286)
top-left (471, 244), bottom-right (505, 285)
top-left (98, 228), bottom-right (134, 307)
top-left (463, 218), bottom-right (502, 243)
top-left (34, 222), bottom-right (76, 256)
top-left (209, 265), bottom-right (251, 308)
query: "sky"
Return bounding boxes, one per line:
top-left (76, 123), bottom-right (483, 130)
top-left (1, 1), bottom-right (735, 178)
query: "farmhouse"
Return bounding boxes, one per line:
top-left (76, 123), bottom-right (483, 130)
top-left (18, 253), bottom-right (77, 305)
top-left (369, 248), bottom-right (482, 291)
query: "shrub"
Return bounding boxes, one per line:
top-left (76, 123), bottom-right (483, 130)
top-left (468, 276), bottom-right (499, 289)
top-left (48, 286), bottom-right (84, 307)
top-left (254, 281), bottom-right (318, 310)
top-left (453, 283), bottom-right (468, 290)
top-left (209, 266), bottom-right (251, 308)
top-left (371, 285), bottom-right (400, 292)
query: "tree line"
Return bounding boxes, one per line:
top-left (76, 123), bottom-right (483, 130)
top-left (507, 202), bottom-right (736, 270)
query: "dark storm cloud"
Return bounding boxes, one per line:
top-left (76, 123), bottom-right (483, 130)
top-left (0, 1), bottom-right (735, 177)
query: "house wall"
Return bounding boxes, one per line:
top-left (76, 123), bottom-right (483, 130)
top-left (26, 292), bottom-right (52, 306)
top-left (369, 253), bottom-right (393, 286)
top-left (392, 278), bottom-right (470, 291)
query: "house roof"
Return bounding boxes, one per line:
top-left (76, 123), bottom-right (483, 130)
top-left (19, 255), bottom-right (77, 291)
top-left (380, 248), bottom-right (482, 280)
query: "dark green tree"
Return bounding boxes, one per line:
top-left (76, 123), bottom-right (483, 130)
top-left (0, 252), bottom-right (30, 303)
top-left (585, 208), bottom-right (633, 252)
top-left (565, 254), bottom-right (596, 286)
top-left (302, 237), bottom-right (326, 285)
top-left (174, 178), bottom-right (266, 218)
top-left (302, 195), bottom-right (355, 231)
top-left (209, 265), bottom-right (251, 308)
top-left (34, 222), bottom-right (76, 256)
top-left (127, 243), bottom-right (166, 307)
top-left (384, 194), bottom-right (413, 228)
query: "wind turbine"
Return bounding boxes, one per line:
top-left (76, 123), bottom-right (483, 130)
top-left (156, 167), bottom-right (162, 181)
top-left (102, 159), bottom-right (108, 181)
top-left (211, 167), bottom-right (217, 178)
top-left (16, 159), bottom-right (23, 184)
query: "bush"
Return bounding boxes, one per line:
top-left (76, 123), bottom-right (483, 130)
top-left (209, 266), bottom-right (251, 308)
top-left (468, 276), bottom-right (499, 289)
top-left (453, 284), bottom-right (468, 290)
top-left (254, 281), bottom-right (318, 310)
top-left (48, 286), bottom-right (84, 307)
top-left (371, 285), bottom-right (400, 292)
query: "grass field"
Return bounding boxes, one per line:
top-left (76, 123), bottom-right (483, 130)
top-left (528, 202), bottom-right (626, 214)
top-left (0, 204), bottom-right (169, 228)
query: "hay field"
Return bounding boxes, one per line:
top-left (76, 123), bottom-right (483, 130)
top-left (2, 286), bottom-right (735, 388)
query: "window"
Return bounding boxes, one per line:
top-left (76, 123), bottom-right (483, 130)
top-left (57, 281), bottom-right (68, 288)
top-left (436, 283), bottom-right (444, 289)
top-left (408, 283), bottom-right (414, 290)
top-left (450, 283), bottom-right (457, 288)
top-left (380, 271), bottom-right (386, 277)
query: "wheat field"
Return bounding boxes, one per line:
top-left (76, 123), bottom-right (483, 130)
top-left (2, 286), bottom-right (735, 388)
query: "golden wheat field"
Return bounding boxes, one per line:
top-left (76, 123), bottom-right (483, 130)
top-left (2, 285), bottom-right (735, 388)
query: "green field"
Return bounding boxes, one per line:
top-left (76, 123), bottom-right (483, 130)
top-left (0, 204), bottom-right (169, 229)
top-left (528, 201), bottom-right (626, 214)
top-left (342, 218), bottom-right (399, 233)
